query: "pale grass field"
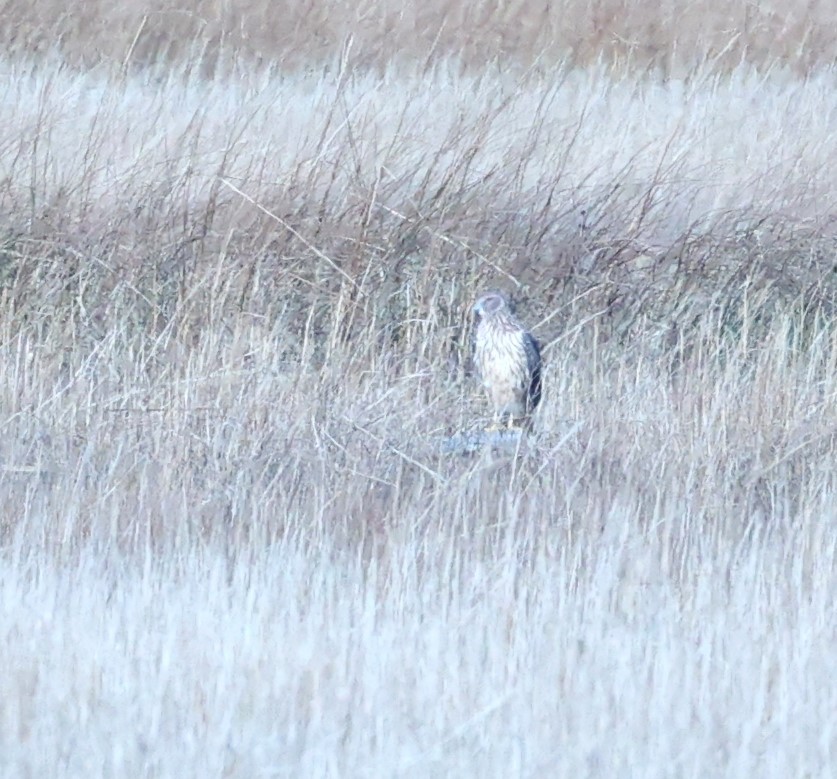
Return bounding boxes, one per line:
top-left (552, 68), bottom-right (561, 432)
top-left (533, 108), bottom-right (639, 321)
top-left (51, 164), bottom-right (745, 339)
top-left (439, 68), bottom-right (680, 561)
top-left (2, 0), bottom-right (837, 74)
top-left (1, 12), bottom-right (837, 776)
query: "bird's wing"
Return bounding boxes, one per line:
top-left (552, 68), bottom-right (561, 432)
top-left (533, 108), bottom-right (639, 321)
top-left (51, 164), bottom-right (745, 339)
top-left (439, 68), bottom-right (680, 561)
top-left (523, 332), bottom-right (542, 410)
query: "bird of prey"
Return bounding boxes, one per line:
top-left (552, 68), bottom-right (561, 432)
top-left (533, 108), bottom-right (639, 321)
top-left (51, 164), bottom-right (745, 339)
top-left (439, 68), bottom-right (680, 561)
top-left (472, 291), bottom-right (542, 430)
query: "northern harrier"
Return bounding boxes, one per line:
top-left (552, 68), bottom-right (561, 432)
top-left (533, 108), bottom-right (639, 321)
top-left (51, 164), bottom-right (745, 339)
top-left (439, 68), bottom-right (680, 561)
top-left (472, 291), bottom-right (542, 430)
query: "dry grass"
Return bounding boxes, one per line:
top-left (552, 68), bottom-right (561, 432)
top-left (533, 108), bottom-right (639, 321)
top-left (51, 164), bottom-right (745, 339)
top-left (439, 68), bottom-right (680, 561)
top-left (2, 0), bottom-right (837, 75)
top-left (1, 4), bottom-right (837, 775)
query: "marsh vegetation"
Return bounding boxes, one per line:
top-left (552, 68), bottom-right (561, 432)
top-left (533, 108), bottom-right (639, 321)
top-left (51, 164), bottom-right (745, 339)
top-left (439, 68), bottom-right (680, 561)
top-left (1, 1), bottom-right (836, 774)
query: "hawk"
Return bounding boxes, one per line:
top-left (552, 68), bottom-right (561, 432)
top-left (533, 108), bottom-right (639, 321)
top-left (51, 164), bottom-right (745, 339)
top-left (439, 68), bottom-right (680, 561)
top-left (472, 291), bottom-right (542, 430)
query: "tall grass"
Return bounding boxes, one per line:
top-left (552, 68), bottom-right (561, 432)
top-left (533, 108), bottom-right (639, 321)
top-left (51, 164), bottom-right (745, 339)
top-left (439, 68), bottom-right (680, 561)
top-left (2, 0), bottom-right (836, 74)
top-left (0, 6), bottom-right (836, 774)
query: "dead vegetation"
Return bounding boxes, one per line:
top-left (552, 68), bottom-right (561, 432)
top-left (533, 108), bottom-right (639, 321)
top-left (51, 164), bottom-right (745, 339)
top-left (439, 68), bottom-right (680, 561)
top-left (2, 0), bottom-right (837, 76)
top-left (0, 4), bottom-right (836, 774)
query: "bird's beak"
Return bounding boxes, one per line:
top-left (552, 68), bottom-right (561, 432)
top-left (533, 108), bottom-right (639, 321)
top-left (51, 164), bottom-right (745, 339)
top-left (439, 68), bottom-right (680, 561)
top-left (472, 300), bottom-right (483, 317)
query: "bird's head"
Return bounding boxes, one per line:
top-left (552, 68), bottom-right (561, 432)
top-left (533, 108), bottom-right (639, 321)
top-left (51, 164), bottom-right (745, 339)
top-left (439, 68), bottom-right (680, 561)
top-left (473, 291), bottom-right (511, 318)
